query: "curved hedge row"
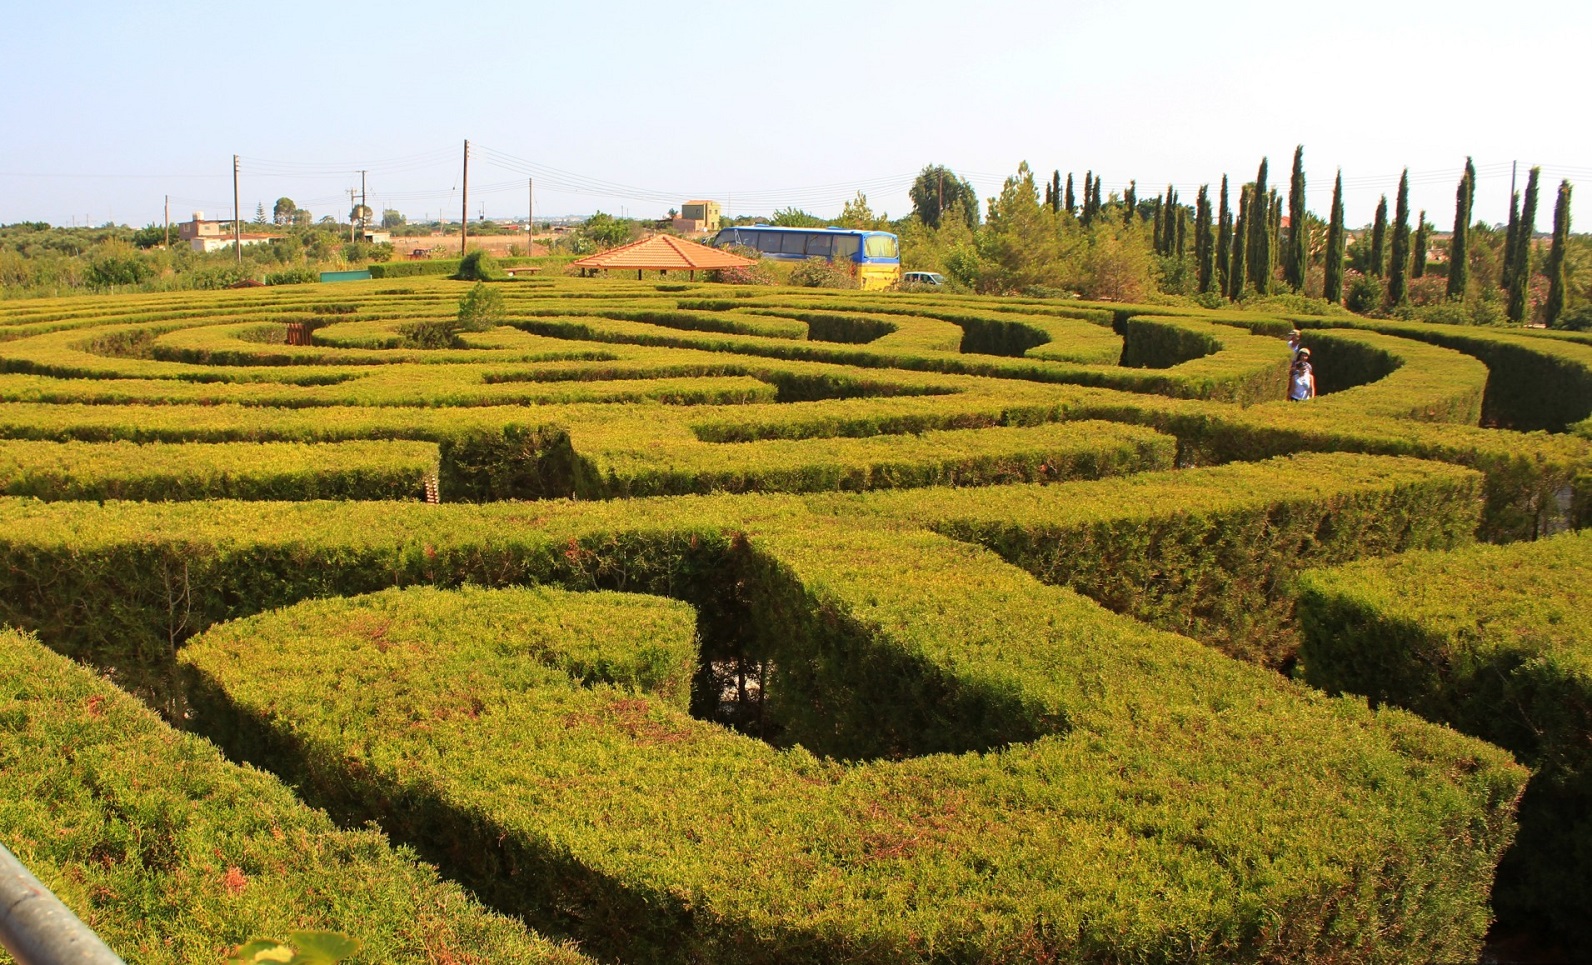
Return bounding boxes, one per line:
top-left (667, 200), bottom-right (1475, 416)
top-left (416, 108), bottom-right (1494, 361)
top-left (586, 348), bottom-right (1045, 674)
top-left (1295, 532), bottom-right (1592, 949)
top-left (0, 627), bottom-right (593, 964)
top-left (181, 570), bottom-right (1521, 963)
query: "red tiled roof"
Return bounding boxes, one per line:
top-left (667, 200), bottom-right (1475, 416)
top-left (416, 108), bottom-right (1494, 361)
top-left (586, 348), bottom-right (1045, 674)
top-left (571, 234), bottom-right (754, 271)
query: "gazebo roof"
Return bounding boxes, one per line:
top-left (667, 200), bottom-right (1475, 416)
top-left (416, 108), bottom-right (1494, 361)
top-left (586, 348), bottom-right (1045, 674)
top-left (571, 234), bottom-right (755, 271)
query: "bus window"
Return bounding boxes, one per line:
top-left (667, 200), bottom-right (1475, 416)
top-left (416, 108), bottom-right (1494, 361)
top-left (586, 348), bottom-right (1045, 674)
top-left (782, 233), bottom-right (811, 255)
top-left (833, 235), bottom-right (861, 260)
top-left (864, 235), bottom-right (899, 260)
top-left (806, 234), bottom-right (833, 256)
top-left (757, 233), bottom-right (784, 255)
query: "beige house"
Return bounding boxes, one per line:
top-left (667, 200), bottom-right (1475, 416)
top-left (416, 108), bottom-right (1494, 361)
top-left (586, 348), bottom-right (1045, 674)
top-left (178, 213), bottom-right (274, 253)
top-left (671, 200), bottom-right (721, 235)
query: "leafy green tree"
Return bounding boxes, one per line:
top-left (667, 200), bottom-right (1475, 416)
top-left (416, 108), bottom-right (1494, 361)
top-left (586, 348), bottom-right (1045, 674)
top-left (1049, 170), bottom-right (1062, 214)
top-left (1286, 146), bottom-right (1307, 291)
top-left (582, 211), bottom-right (635, 248)
top-left (1369, 195), bottom-right (1388, 277)
top-left (1245, 159), bottom-right (1269, 294)
top-left (381, 209), bottom-right (406, 230)
top-left (1323, 171), bottom-right (1346, 303)
top-left (909, 165), bottom-right (979, 229)
top-left (253, 202), bottom-right (267, 225)
top-left (1447, 159), bottom-right (1475, 300)
top-left (349, 204), bottom-right (373, 227)
top-left (1388, 170), bottom-right (1411, 305)
top-left (273, 198), bottom-right (297, 226)
top-left (1064, 173), bottom-right (1075, 215)
top-left (838, 191), bottom-right (880, 229)
top-left (770, 208), bottom-right (824, 228)
top-left (1216, 175), bottom-right (1231, 295)
top-left (1507, 167), bottom-right (1541, 322)
top-left (1123, 181), bottom-right (1137, 226)
top-left (1546, 180), bottom-right (1573, 327)
top-left (1081, 170), bottom-right (1095, 225)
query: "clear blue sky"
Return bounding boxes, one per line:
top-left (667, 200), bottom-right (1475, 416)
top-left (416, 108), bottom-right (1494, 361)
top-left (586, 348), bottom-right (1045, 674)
top-left (2, 0), bottom-right (1587, 232)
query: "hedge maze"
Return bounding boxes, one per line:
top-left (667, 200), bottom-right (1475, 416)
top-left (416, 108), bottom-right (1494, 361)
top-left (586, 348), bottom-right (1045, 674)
top-left (1, 276), bottom-right (1589, 962)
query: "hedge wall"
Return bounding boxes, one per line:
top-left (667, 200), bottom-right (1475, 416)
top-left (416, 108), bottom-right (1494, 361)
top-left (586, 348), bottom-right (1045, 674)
top-left (1295, 532), bottom-right (1592, 949)
top-left (0, 628), bottom-right (593, 964)
top-left (179, 560), bottom-right (1523, 962)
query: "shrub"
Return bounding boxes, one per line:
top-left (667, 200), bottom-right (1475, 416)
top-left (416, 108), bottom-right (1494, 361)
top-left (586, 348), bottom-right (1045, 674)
top-left (263, 267), bottom-right (319, 286)
top-left (455, 249), bottom-right (499, 281)
top-left (1344, 271), bottom-right (1384, 314)
top-left (788, 256), bottom-right (859, 289)
top-left (458, 282), bottom-right (506, 330)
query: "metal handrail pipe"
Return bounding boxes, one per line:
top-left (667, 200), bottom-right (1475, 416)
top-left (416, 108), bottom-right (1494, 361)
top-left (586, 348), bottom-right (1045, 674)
top-left (0, 843), bottom-right (124, 965)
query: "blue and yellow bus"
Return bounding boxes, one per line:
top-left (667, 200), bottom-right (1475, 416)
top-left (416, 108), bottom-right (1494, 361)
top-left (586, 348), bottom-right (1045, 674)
top-left (710, 225), bottom-right (902, 290)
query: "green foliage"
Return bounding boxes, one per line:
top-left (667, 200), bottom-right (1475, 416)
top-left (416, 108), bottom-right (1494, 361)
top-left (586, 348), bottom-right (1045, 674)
top-left (1447, 158), bottom-right (1475, 300)
top-left (149, 487), bottom-right (1520, 963)
top-left (457, 281), bottom-right (505, 329)
top-left (1546, 180), bottom-right (1572, 327)
top-left (454, 249), bottom-right (498, 281)
top-left (910, 166), bottom-right (980, 232)
top-left (0, 628), bottom-right (595, 964)
top-left (1506, 167), bottom-right (1540, 323)
top-left (1345, 270), bottom-right (1384, 314)
top-left (1388, 170), bottom-right (1411, 305)
top-left (787, 256), bottom-right (858, 290)
top-left (1297, 531), bottom-right (1592, 947)
top-left (1286, 146), bottom-right (1307, 291)
top-left (768, 207), bottom-right (824, 228)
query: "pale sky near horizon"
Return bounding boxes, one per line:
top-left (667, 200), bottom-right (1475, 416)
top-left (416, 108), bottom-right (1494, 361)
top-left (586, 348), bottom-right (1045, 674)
top-left (2, 0), bottom-right (1587, 233)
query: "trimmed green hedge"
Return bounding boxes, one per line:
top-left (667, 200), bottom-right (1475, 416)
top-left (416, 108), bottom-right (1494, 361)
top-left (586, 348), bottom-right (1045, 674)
top-left (181, 566), bottom-right (1523, 962)
top-left (1295, 532), bottom-right (1592, 948)
top-left (0, 439), bottom-right (438, 501)
top-left (0, 627), bottom-right (593, 964)
top-left (816, 452), bottom-right (1483, 668)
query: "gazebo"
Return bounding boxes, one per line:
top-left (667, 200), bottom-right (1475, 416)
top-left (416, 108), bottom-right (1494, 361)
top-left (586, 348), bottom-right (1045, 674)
top-left (570, 234), bottom-right (754, 281)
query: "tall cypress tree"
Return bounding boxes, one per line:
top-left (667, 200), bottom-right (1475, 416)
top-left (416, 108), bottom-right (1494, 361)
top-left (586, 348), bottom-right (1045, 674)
top-left (1447, 160), bottom-right (1473, 300)
top-left (1176, 205), bottom-right (1188, 259)
top-left (1268, 191), bottom-right (1282, 278)
top-left (1502, 189), bottom-right (1521, 290)
top-left (1545, 180), bottom-right (1573, 328)
top-left (1369, 195), bottom-right (1388, 277)
top-left (1412, 211), bottom-right (1429, 279)
top-left (1286, 145), bottom-right (1307, 291)
top-left (1323, 170), bottom-right (1346, 304)
top-left (1152, 198), bottom-right (1165, 254)
top-left (1064, 173), bottom-right (1075, 216)
top-left (1230, 185), bottom-right (1250, 300)
top-left (1216, 175), bottom-right (1231, 295)
top-left (1246, 159), bottom-right (1269, 294)
top-left (1082, 170), bottom-right (1094, 225)
top-left (1051, 170), bottom-right (1062, 214)
top-left (1507, 167), bottom-right (1541, 323)
top-left (1388, 169), bottom-right (1412, 305)
top-left (1195, 184), bottom-right (1214, 293)
top-left (1124, 181), bottom-right (1138, 225)
top-left (1094, 176), bottom-right (1103, 220)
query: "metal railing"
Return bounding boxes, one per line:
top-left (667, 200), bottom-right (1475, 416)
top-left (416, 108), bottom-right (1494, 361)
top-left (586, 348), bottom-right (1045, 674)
top-left (0, 844), bottom-right (124, 965)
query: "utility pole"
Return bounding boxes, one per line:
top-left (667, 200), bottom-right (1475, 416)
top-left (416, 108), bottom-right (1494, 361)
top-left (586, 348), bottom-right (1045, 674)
top-left (528, 178), bottom-right (534, 249)
top-left (461, 139), bottom-right (470, 255)
top-left (232, 154), bottom-right (242, 264)
top-left (1511, 160), bottom-right (1518, 200)
top-left (348, 189), bottom-right (357, 242)
top-left (360, 169), bottom-right (368, 236)
top-left (163, 195), bottom-right (170, 248)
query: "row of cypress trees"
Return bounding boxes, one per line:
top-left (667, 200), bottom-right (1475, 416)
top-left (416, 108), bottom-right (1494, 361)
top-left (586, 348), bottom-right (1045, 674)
top-left (1039, 151), bottom-right (1573, 324)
